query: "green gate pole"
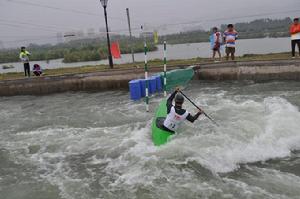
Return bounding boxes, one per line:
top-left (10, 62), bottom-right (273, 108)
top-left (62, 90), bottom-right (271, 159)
top-left (163, 41), bottom-right (167, 97)
top-left (144, 42), bottom-right (149, 112)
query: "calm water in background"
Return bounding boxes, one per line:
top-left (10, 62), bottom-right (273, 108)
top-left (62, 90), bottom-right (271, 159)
top-left (0, 81), bottom-right (300, 199)
top-left (0, 37), bottom-right (292, 73)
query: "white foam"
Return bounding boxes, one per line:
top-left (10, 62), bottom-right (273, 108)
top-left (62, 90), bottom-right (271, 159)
top-left (2, 88), bottom-right (300, 197)
top-left (100, 95), bottom-right (300, 188)
top-left (166, 96), bottom-right (300, 173)
top-left (222, 166), bottom-right (300, 197)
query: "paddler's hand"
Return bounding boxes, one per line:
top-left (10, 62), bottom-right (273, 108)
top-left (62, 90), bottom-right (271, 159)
top-left (198, 108), bottom-right (204, 114)
top-left (175, 87), bottom-right (180, 92)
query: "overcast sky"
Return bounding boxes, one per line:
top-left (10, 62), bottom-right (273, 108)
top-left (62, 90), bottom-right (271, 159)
top-left (0, 0), bottom-right (299, 47)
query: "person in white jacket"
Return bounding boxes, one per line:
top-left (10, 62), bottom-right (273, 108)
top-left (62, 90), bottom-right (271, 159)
top-left (212, 27), bottom-right (222, 62)
top-left (19, 46), bottom-right (31, 77)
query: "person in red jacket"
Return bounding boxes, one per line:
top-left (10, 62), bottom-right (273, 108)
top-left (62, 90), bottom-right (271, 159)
top-left (212, 27), bottom-right (222, 62)
top-left (290, 18), bottom-right (300, 58)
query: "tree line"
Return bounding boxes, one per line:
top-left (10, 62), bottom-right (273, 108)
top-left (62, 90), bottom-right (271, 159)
top-left (0, 17), bottom-right (293, 64)
top-left (160, 17), bottom-right (293, 44)
top-left (0, 35), bottom-right (157, 64)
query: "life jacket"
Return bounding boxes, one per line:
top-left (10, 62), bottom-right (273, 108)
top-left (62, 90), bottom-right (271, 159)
top-left (163, 106), bottom-right (189, 131)
top-left (19, 50), bottom-right (30, 63)
top-left (290, 24), bottom-right (300, 40)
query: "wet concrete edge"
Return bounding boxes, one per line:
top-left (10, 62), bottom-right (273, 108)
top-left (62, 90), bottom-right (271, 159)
top-left (0, 59), bottom-right (300, 96)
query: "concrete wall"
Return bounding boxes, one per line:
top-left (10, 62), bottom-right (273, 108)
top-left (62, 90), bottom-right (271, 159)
top-left (0, 71), bottom-right (140, 96)
top-left (0, 60), bottom-right (300, 96)
top-left (0, 75), bottom-right (133, 96)
top-left (194, 60), bottom-right (300, 81)
top-left (0, 66), bottom-right (179, 96)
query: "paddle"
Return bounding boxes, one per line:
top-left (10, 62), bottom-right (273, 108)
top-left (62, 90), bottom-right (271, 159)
top-left (179, 90), bottom-right (219, 126)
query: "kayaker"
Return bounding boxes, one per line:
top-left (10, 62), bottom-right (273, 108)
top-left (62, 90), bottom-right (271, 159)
top-left (162, 88), bottom-right (203, 133)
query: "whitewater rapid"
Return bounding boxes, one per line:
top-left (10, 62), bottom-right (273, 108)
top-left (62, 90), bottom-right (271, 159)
top-left (0, 81), bottom-right (300, 199)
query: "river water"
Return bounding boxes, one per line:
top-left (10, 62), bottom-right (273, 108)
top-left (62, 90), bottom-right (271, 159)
top-left (0, 37), bottom-right (292, 74)
top-left (0, 81), bottom-right (300, 199)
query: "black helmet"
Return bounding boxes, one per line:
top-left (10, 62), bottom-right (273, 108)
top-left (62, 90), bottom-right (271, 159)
top-left (175, 93), bottom-right (184, 104)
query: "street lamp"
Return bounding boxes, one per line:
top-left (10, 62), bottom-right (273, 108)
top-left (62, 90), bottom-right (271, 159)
top-left (100, 0), bottom-right (113, 68)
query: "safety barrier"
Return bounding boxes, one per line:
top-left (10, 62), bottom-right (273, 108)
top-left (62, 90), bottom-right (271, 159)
top-left (129, 75), bottom-right (162, 101)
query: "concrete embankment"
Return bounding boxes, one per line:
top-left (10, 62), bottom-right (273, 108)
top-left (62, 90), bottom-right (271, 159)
top-left (0, 59), bottom-right (300, 96)
top-left (0, 66), bottom-right (181, 96)
top-left (193, 59), bottom-right (300, 81)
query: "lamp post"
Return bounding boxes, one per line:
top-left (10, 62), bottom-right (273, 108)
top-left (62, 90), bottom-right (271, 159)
top-left (100, 0), bottom-right (113, 68)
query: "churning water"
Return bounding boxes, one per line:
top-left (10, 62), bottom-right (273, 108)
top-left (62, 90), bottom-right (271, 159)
top-left (0, 81), bottom-right (300, 199)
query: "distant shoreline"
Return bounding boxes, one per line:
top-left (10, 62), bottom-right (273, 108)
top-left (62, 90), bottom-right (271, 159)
top-left (0, 36), bottom-right (291, 65)
top-left (0, 37), bottom-right (292, 75)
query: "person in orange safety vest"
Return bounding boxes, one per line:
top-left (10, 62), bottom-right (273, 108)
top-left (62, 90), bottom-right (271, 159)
top-left (290, 18), bottom-right (300, 58)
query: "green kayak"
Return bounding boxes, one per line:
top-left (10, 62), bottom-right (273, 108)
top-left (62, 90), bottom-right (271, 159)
top-left (151, 67), bottom-right (195, 146)
top-left (151, 99), bottom-right (174, 146)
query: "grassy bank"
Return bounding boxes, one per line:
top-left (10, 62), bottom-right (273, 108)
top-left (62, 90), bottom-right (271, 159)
top-left (0, 52), bottom-right (295, 81)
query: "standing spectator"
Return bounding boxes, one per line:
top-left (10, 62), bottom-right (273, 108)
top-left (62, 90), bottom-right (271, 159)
top-left (19, 46), bottom-right (31, 77)
top-left (212, 27), bottom-right (222, 62)
top-left (223, 24), bottom-right (238, 61)
top-left (290, 18), bottom-right (300, 58)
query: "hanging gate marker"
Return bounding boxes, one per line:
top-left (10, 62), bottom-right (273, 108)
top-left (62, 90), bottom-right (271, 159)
top-left (144, 42), bottom-right (149, 112)
top-left (163, 41), bottom-right (167, 97)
